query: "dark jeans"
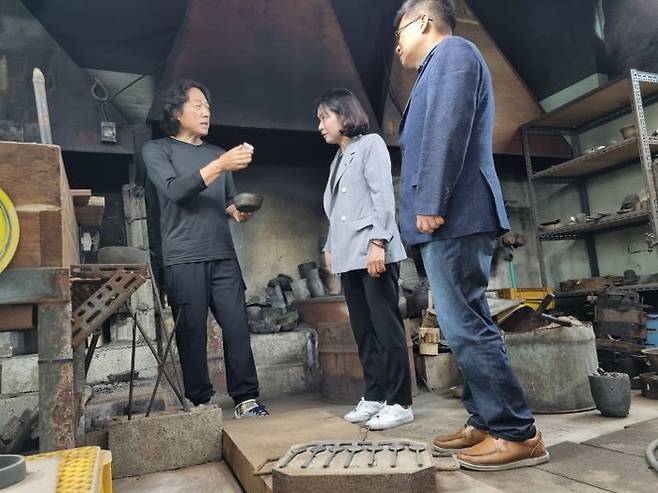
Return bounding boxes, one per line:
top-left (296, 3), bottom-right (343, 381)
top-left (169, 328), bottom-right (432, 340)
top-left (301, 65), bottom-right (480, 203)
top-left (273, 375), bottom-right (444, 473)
top-left (420, 233), bottom-right (535, 441)
top-left (165, 259), bottom-right (259, 406)
top-left (341, 263), bottom-right (412, 406)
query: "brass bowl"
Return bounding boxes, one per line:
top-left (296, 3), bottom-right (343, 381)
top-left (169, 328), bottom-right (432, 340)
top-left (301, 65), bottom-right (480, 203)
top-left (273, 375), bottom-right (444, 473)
top-left (233, 192), bottom-right (264, 213)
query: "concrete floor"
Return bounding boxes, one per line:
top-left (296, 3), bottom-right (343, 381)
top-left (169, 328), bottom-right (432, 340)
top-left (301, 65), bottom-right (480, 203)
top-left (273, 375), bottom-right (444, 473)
top-left (113, 390), bottom-right (658, 492)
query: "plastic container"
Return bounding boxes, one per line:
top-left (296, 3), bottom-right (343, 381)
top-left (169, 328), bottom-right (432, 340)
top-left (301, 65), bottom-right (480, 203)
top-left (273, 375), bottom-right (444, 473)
top-left (498, 287), bottom-right (555, 310)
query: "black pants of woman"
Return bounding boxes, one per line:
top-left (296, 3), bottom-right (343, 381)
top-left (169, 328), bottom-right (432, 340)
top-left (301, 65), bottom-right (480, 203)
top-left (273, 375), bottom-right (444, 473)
top-left (341, 262), bottom-right (412, 406)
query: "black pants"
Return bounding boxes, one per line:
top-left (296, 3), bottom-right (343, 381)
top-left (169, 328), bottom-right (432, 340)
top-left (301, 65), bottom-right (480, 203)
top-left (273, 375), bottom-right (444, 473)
top-left (165, 259), bottom-right (259, 406)
top-left (341, 263), bottom-right (412, 406)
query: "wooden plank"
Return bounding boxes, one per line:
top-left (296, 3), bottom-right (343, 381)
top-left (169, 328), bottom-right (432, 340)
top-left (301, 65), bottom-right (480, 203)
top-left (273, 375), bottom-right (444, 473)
top-left (10, 211), bottom-right (41, 268)
top-left (0, 142), bottom-right (61, 207)
top-left (75, 196), bottom-right (105, 227)
top-left (0, 141), bottom-right (79, 268)
top-left (70, 189), bottom-right (92, 206)
top-left (59, 163), bottom-right (79, 267)
top-left (40, 210), bottom-right (64, 267)
top-left (0, 304), bottom-right (34, 331)
top-left (222, 408), bottom-right (383, 493)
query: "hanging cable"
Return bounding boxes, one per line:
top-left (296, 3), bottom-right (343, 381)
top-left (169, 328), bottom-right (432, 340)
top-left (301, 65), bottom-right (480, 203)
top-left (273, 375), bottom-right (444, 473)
top-left (89, 58), bottom-right (168, 121)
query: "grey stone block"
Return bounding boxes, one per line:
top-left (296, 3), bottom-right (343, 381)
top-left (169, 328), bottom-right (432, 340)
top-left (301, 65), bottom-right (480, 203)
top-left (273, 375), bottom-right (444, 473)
top-left (416, 353), bottom-right (461, 392)
top-left (109, 405), bottom-right (223, 478)
top-left (0, 354), bottom-right (38, 394)
top-left (0, 393), bottom-right (38, 431)
top-left (86, 342), bottom-right (159, 384)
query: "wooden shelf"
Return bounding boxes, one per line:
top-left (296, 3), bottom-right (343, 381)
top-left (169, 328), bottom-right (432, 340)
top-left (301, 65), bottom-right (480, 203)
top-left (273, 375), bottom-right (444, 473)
top-left (532, 137), bottom-right (658, 179)
top-left (539, 209), bottom-right (649, 240)
top-left (527, 75), bottom-right (658, 130)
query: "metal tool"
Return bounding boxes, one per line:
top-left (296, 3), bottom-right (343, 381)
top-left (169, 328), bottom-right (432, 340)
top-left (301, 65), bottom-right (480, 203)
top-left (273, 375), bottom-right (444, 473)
top-left (408, 444), bottom-right (426, 467)
top-left (343, 444), bottom-right (363, 469)
top-left (366, 444), bottom-right (384, 467)
top-left (323, 444), bottom-right (346, 468)
top-left (389, 443), bottom-right (405, 468)
top-left (279, 445), bottom-right (310, 468)
top-left (301, 444), bottom-right (327, 469)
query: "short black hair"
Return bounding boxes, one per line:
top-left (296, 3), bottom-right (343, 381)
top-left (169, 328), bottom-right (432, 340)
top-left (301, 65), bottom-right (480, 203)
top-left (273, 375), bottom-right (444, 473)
top-left (395, 0), bottom-right (456, 34)
top-left (160, 79), bottom-right (211, 136)
top-left (315, 88), bottom-right (369, 138)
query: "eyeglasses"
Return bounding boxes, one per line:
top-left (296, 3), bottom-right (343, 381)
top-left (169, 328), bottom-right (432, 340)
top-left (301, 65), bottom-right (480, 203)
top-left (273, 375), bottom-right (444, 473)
top-left (394, 15), bottom-right (432, 41)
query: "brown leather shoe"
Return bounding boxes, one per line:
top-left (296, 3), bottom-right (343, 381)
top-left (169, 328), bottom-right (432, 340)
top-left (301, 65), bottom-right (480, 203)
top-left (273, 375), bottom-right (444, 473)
top-left (456, 431), bottom-right (550, 471)
top-left (433, 424), bottom-right (489, 455)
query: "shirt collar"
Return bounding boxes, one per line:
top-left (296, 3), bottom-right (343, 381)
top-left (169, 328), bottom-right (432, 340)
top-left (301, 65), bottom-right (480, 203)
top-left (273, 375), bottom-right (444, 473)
top-left (418, 42), bottom-right (440, 73)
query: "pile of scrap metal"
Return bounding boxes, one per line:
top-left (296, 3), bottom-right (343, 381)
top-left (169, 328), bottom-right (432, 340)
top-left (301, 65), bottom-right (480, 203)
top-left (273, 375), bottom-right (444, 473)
top-left (539, 194), bottom-right (648, 231)
top-left (491, 293), bottom-right (574, 332)
top-left (246, 274), bottom-right (300, 334)
top-left (594, 290), bottom-right (652, 386)
top-left (561, 270), bottom-right (658, 294)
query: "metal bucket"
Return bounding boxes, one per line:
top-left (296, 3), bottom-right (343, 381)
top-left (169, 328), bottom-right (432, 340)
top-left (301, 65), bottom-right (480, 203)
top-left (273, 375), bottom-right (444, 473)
top-left (294, 296), bottom-right (416, 403)
top-left (503, 322), bottom-right (598, 413)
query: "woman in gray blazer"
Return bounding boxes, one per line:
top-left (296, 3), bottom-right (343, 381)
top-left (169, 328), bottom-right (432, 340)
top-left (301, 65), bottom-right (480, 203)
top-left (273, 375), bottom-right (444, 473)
top-left (316, 88), bottom-right (413, 430)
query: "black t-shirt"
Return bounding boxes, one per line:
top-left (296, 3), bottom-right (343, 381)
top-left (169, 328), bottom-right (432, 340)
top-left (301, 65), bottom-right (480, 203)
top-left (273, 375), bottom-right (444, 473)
top-left (142, 137), bottom-right (237, 266)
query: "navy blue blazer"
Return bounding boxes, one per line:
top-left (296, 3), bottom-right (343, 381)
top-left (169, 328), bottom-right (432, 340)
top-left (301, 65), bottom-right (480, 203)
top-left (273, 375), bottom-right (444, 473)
top-left (398, 36), bottom-right (510, 246)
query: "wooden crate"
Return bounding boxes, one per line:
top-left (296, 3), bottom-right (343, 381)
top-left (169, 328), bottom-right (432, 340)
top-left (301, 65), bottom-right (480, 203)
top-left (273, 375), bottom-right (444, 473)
top-left (0, 141), bottom-right (79, 269)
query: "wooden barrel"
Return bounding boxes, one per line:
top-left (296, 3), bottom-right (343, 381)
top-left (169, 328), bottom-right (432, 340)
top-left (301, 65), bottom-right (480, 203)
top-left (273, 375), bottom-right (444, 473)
top-left (294, 296), bottom-right (417, 403)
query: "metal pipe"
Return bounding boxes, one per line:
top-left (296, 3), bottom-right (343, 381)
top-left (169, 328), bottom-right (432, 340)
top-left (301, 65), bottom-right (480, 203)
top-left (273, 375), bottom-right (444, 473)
top-left (38, 303), bottom-right (75, 451)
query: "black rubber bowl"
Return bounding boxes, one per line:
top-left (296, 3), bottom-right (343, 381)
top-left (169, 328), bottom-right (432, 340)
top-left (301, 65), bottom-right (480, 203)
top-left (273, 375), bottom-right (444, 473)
top-left (233, 193), bottom-right (264, 213)
top-left (0, 455), bottom-right (26, 489)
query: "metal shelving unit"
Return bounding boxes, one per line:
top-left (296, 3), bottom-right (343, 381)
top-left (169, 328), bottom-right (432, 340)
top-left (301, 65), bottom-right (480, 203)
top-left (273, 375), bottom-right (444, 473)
top-left (522, 69), bottom-right (658, 286)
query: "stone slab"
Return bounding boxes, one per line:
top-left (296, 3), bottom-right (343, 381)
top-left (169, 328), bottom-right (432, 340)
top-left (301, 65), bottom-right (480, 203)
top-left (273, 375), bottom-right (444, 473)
top-left (222, 408), bottom-right (385, 493)
top-left (538, 441), bottom-right (658, 492)
top-left (113, 461), bottom-right (243, 493)
top-left (584, 418), bottom-right (658, 458)
top-left (466, 466), bottom-right (606, 493)
top-left (109, 405), bottom-right (222, 479)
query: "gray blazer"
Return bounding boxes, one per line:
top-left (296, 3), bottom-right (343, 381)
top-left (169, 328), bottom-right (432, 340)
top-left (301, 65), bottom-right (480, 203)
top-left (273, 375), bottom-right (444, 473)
top-left (323, 133), bottom-right (407, 274)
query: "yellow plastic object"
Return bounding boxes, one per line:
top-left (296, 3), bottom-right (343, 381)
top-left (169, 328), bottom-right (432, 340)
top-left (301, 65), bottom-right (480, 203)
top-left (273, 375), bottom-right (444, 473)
top-left (26, 446), bottom-right (113, 493)
top-left (498, 287), bottom-right (555, 310)
top-left (0, 186), bottom-right (20, 274)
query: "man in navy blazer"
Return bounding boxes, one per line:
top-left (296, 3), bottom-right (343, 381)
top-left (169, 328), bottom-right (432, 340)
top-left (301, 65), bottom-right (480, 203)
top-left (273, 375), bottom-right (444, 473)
top-left (395, 0), bottom-right (549, 471)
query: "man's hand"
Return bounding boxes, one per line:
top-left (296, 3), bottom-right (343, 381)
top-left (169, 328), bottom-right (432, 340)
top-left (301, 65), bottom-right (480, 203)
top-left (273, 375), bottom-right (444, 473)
top-left (367, 242), bottom-right (386, 278)
top-left (215, 143), bottom-right (254, 173)
top-left (226, 204), bottom-right (253, 223)
top-left (324, 251), bottom-right (332, 273)
top-left (201, 143), bottom-right (254, 186)
top-left (416, 215), bottom-right (445, 234)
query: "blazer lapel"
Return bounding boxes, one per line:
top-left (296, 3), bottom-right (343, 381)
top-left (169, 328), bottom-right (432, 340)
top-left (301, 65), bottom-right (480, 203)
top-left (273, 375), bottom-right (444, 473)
top-left (399, 55), bottom-right (433, 133)
top-left (332, 150), bottom-right (356, 194)
top-left (324, 151), bottom-right (340, 214)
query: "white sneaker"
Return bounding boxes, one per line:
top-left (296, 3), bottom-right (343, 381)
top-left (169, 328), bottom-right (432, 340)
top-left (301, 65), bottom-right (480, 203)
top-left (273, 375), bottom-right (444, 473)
top-left (344, 398), bottom-right (385, 423)
top-left (366, 404), bottom-right (414, 430)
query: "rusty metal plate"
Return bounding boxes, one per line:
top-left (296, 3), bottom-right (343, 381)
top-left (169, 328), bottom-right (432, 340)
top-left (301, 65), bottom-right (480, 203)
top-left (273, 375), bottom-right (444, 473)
top-left (71, 269), bottom-right (146, 347)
